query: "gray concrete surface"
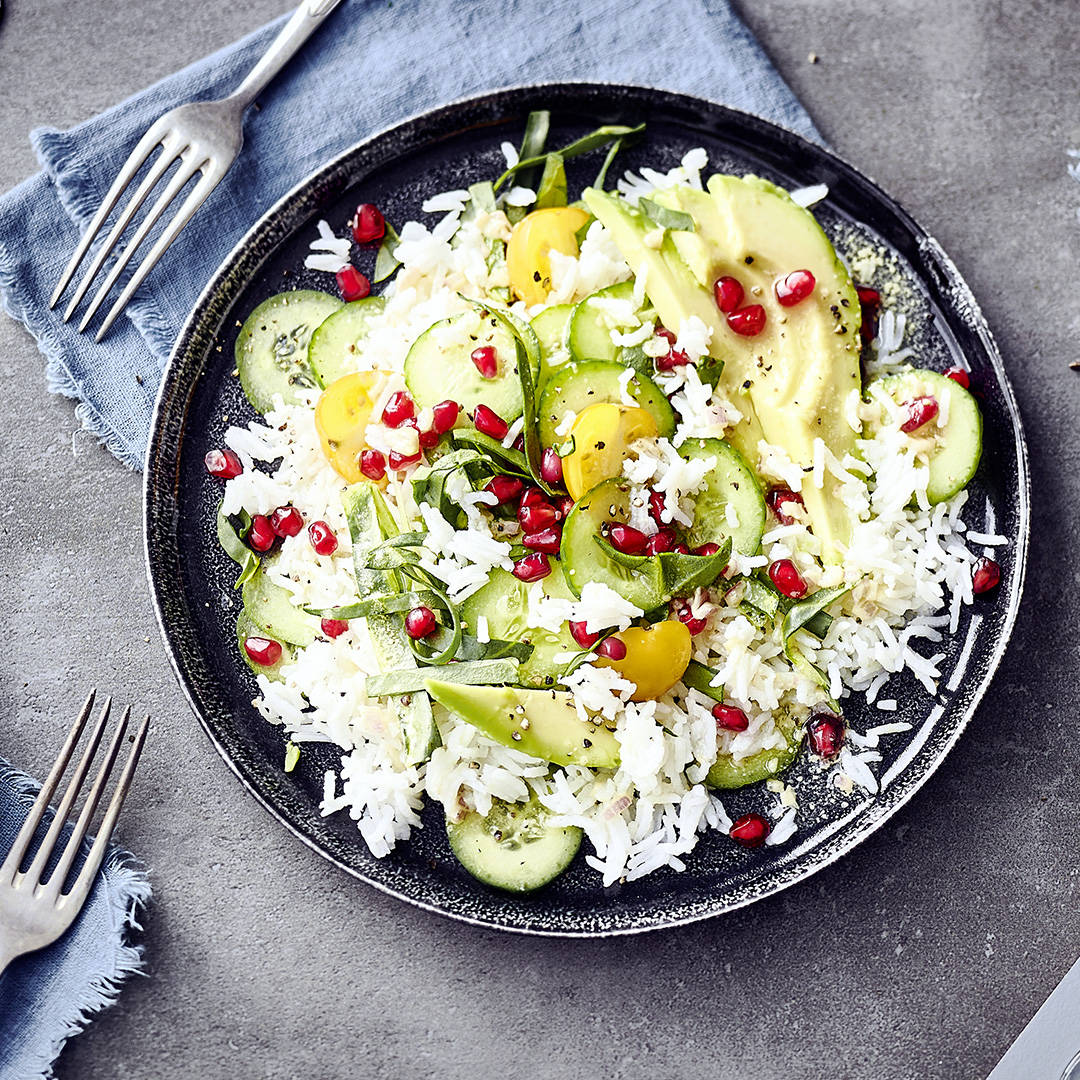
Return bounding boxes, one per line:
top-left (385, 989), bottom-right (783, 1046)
top-left (0, 1), bottom-right (1078, 1077)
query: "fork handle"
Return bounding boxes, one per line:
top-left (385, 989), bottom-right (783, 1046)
top-left (226, 0), bottom-right (346, 111)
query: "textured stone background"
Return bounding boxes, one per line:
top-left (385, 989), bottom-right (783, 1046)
top-left (1, 1), bottom-right (1077, 1077)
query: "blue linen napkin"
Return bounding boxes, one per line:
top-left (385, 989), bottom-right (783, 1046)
top-left (0, 760), bottom-right (151, 1080)
top-left (0, 0), bottom-right (820, 472)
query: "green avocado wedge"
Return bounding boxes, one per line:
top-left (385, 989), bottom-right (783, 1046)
top-left (424, 680), bottom-right (620, 769)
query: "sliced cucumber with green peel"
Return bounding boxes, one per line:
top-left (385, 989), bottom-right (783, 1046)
top-left (680, 437), bottom-right (766, 556)
top-left (242, 559), bottom-right (318, 647)
top-left (446, 793), bottom-right (582, 892)
top-left (867, 369), bottom-right (982, 504)
top-left (567, 279), bottom-right (640, 363)
top-left (235, 290), bottom-right (343, 413)
top-left (307, 296), bottom-right (386, 386)
top-left (706, 711), bottom-right (802, 789)
top-left (236, 610), bottom-right (295, 683)
top-left (538, 360), bottom-right (674, 448)
top-left (530, 304), bottom-right (573, 360)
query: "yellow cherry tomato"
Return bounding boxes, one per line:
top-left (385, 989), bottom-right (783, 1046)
top-left (595, 621), bottom-right (692, 702)
top-left (562, 402), bottom-right (658, 501)
top-left (314, 372), bottom-right (378, 484)
top-left (507, 205), bottom-right (591, 305)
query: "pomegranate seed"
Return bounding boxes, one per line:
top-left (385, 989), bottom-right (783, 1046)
top-left (672, 599), bottom-right (708, 635)
top-left (644, 527), bottom-right (677, 555)
top-left (382, 391), bottom-right (415, 428)
top-left (655, 327), bottom-right (676, 345)
top-left (204, 448), bottom-right (242, 479)
top-left (692, 543), bottom-right (720, 557)
top-left (648, 491), bottom-right (667, 523)
top-left (336, 265), bottom-right (371, 302)
top-left (512, 552), bottom-right (551, 583)
top-left (520, 486), bottom-right (545, 507)
top-left (308, 520), bottom-right (338, 556)
top-left (269, 505), bottom-right (304, 537)
top-left (857, 286), bottom-right (881, 342)
top-left (485, 475), bottom-right (525, 505)
top-left (856, 286), bottom-right (881, 306)
top-left (726, 304), bottom-right (766, 337)
top-left (607, 524), bottom-right (649, 555)
top-left (672, 543), bottom-right (690, 555)
top-left (943, 367), bottom-right (970, 389)
top-left (247, 515), bottom-right (277, 552)
top-left (243, 636), bottom-right (282, 666)
top-left (522, 526), bottom-right (562, 554)
top-left (766, 487), bottom-right (805, 525)
top-left (351, 203), bottom-right (385, 243)
top-left (431, 399), bottom-right (461, 434)
top-left (712, 703), bottom-right (750, 732)
top-left (553, 495), bottom-right (575, 519)
top-left (973, 557), bottom-right (1002, 594)
top-left (713, 275), bottom-right (745, 314)
top-left (513, 434), bottom-right (526, 452)
top-left (596, 636), bottom-right (627, 661)
top-left (729, 813), bottom-right (771, 848)
top-left (775, 269), bottom-right (816, 307)
top-left (473, 404), bottom-right (509, 440)
top-left (405, 606), bottom-right (438, 639)
top-left (471, 345), bottom-right (498, 379)
top-left (540, 448), bottom-right (564, 486)
top-left (569, 621), bottom-right (600, 648)
top-left (519, 499), bottom-right (558, 533)
top-left (418, 427), bottom-right (439, 449)
top-left (655, 346), bottom-right (691, 371)
top-left (901, 396), bottom-right (939, 433)
top-left (388, 449), bottom-right (422, 471)
top-left (321, 618), bottom-right (349, 639)
top-left (768, 559), bottom-right (807, 599)
top-left (807, 711), bottom-right (845, 759)
top-left (360, 449), bottom-right (386, 481)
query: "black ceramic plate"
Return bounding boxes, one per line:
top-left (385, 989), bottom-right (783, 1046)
top-left (145, 84), bottom-right (1029, 936)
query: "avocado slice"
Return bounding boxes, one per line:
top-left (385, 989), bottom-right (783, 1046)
top-left (424, 680), bottom-right (620, 769)
top-left (583, 180), bottom-right (862, 562)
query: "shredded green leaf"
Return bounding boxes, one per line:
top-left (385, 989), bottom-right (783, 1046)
top-left (533, 153), bottom-right (568, 209)
top-left (780, 583), bottom-right (855, 704)
top-left (374, 220), bottom-right (402, 284)
top-left (495, 122), bottom-right (644, 192)
top-left (594, 536), bottom-right (732, 601)
top-left (639, 197), bottom-right (695, 233)
top-left (681, 660), bottom-right (725, 703)
top-left (365, 658), bottom-right (519, 697)
top-left (283, 742), bottom-right (300, 773)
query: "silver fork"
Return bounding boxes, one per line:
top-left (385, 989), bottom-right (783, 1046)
top-left (49, 0), bottom-right (344, 342)
top-left (0, 691), bottom-right (150, 975)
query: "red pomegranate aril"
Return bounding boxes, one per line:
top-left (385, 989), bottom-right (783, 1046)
top-left (418, 427), bottom-right (439, 449)
top-left (713, 275), bottom-right (744, 314)
top-left (712, 703), bottom-right (750, 732)
top-left (596, 636), bottom-right (627, 661)
top-left (519, 500), bottom-right (558, 533)
top-left (388, 449), bottom-right (422, 471)
top-left (269, 505), bottom-right (304, 537)
top-left (857, 286), bottom-right (881, 342)
top-left (336, 265), bottom-right (371, 302)
top-left (569, 621), bottom-right (601, 648)
top-left (900, 396), bottom-right (939, 433)
top-left (351, 203), bottom-right (385, 244)
top-left (648, 490), bottom-right (668, 523)
top-left (943, 367), bottom-right (970, 389)
top-left (729, 812), bottom-right (771, 848)
top-left (308, 520), bottom-right (338, 556)
top-left (485, 475), bottom-right (525, 505)
top-left (520, 485), bottom-right (544, 507)
top-left (973, 557), bottom-right (1002, 594)
top-left (807, 711), bottom-right (846, 759)
top-left (672, 600), bottom-right (708, 635)
top-left (655, 326), bottom-right (676, 346)
top-left (473, 404), bottom-right (509, 440)
top-left (655, 346), bottom-right (691, 372)
top-left (405, 606), bottom-right (438, 639)
top-left (359, 449), bottom-right (386, 480)
top-left (644, 527), bottom-right (677, 556)
top-left (727, 304), bottom-right (766, 337)
top-left (607, 524), bottom-right (649, 555)
top-left (381, 390), bottom-right (415, 428)
top-left (856, 286), bottom-right (881, 307)
top-left (243, 636), bottom-right (282, 667)
top-left (768, 558), bottom-right (807, 599)
top-left (204, 448), bottom-right (243, 479)
top-left (522, 526), bottom-right (562, 554)
top-left (321, 618), bottom-right (349, 639)
top-left (775, 269), bottom-right (816, 307)
top-left (512, 552), bottom-right (551, 583)
top-left (513, 434), bottom-right (526, 452)
top-left (247, 514), bottom-right (277, 552)
top-left (471, 345), bottom-right (499, 379)
top-left (553, 494), bottom-right (575, 519)
top-left (431, 399), bottom-right (461, 434)
top-left (766, 487), bottom-right (805, 525)
top-left (692, 543), bottom-right (720, 557)
top-left (540, 447), bottom-right (564, 486)
top-left (672, 543), bottom-right (690, 555)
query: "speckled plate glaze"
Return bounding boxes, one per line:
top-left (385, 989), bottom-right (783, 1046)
top-left (145, 84), bottom-right (1029, 936)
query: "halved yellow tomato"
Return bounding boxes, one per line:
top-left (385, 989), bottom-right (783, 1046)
top-left (595, 621), bottom-right (693, 702)
top-left (562, 402), bottom-right (657, 501)
top-left (507, 205), bottom-right (591, 305)
top-left (314, 372), bottom-right (378, 484)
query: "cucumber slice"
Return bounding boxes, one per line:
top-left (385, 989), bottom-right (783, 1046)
top-left (242, 559), bottom-right (318, 647)
top-left (460, 567), bottom-right (577, 688)
top-left (560, 478), bottom-right (664, 609)
top-left (867, 370), bottom-right (983, 504)
top-left (236, 611), bottom-right (295, 683)
top-left (235, 290), bottom-right (343, 413)
top-left (446, 793), bottom-right (582, 893)
top-left (680, 437), bottom-right (766, 557)
top-left (566, 279), bottom-right (639, 362)
top-left (530, 304), bottom-right (573, 359)
top-left (403, 309), bottom-right (538, 421)
top-left (307, 296), bottom-right (386, 385)
top-left (706, 710), bottom-right (802, 789)
top-left (538, 360), bottom-right (674, 448)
